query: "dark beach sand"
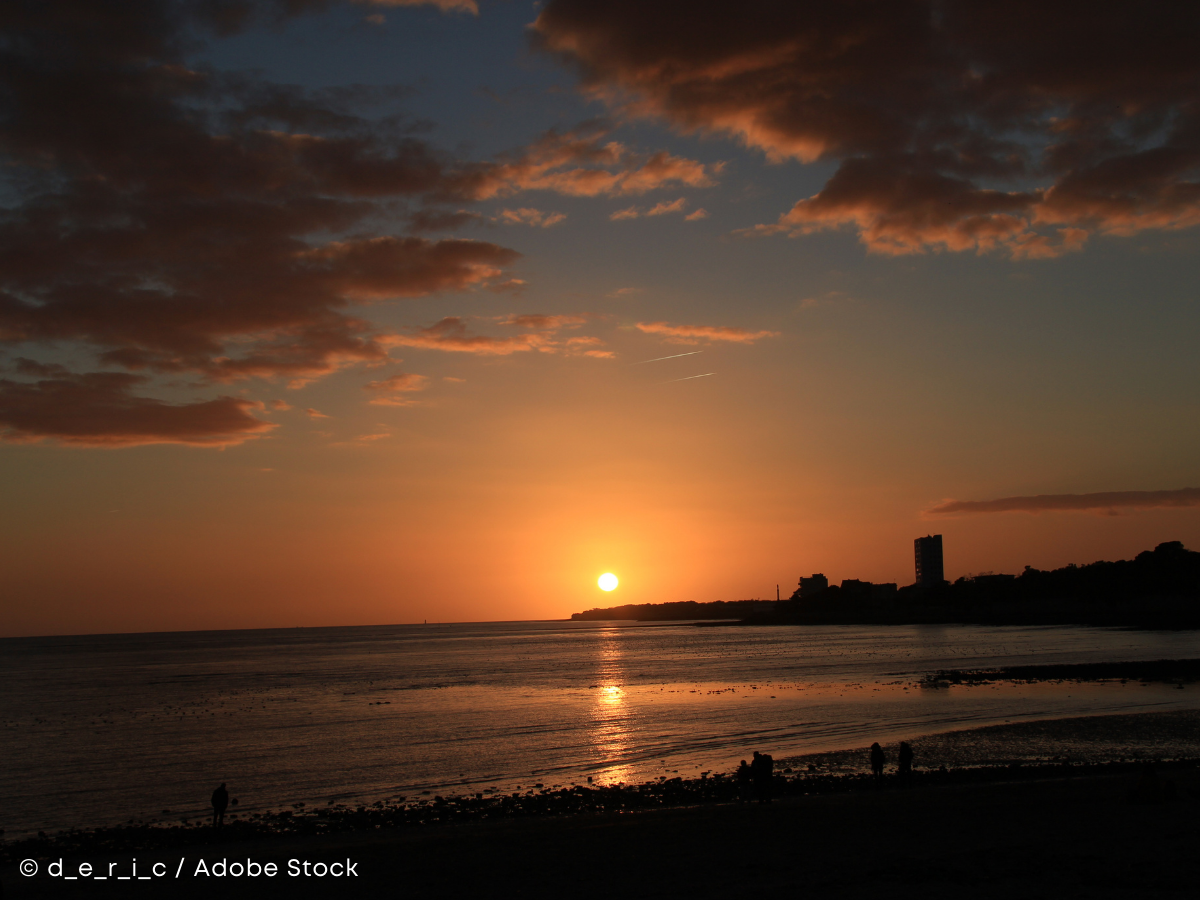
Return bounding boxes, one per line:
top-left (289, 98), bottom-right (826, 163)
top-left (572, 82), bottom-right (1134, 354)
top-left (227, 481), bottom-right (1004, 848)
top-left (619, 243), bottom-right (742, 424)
top-left (7, 710), bottom-right (1200, 899)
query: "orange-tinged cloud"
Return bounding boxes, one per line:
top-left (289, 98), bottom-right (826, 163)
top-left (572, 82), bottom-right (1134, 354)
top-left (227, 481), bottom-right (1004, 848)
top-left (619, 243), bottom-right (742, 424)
top-left (386, 317), bottom-right (554, 355)
top-left (535, 1), bottom-right (1200, 257)
top-left (387, 316), bottom-right (613, 357)
top-left (364, 371), bottom-right (430, 406)
top-left (925, 488), bottom-right (1200, 517)
top-left (455, 126), bottom-right (719, 200)
top-left (497, 208), bottom-right (567, 228)
top-left (635, 321), bottom-right (780, 345)
top-left (0, 372), bottom-right (273, 447)
top-left (647, 198), bottom-right (687, 216)
top-left (501, 314), bottom-right (588, 329)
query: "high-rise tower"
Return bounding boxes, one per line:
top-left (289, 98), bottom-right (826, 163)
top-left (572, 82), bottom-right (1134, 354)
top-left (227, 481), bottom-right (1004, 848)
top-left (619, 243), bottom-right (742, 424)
top-left (914, 534), bottom-right (944, 586)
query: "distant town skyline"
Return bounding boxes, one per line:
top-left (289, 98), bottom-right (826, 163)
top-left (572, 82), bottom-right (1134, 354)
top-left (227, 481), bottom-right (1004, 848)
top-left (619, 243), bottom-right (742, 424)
top-left (3, 2), bottom-right (1200, 636)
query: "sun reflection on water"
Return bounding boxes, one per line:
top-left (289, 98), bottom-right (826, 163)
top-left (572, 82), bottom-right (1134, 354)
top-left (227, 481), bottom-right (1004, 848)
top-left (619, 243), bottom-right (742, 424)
top-left (587, 632), bottom-right (636, 785)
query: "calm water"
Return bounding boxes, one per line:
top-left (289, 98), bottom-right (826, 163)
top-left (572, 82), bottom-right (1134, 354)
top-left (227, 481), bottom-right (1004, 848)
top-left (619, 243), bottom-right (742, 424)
top-left (2, 620), bottom-right (1198, 837)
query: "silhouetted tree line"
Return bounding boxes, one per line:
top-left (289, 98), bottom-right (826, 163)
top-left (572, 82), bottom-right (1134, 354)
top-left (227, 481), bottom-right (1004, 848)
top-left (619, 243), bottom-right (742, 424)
top-left (754, 541), bottom-right (1200, 628)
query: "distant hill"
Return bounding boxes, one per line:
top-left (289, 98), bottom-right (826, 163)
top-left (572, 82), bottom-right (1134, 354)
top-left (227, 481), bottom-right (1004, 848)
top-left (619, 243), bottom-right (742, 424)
top-left (571, 600), bottom-right (777, 621)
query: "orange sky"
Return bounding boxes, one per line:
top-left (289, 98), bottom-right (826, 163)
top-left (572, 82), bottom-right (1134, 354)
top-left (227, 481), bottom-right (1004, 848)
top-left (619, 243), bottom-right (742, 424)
top-left (3, 1), bottom-right (1200, 636)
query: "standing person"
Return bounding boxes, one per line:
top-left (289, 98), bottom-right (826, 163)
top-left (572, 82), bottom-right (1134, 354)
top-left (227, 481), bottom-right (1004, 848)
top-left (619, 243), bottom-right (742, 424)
top-left (869, 743), bottom-right (885, 785)
top-left (211, 782), bottom-right (229, 828)
top-left (751, 751), bottom-right (774, 804)
top-left (898, 742), bottom-right (914, 782)
top-left (737, 760), bottom-right (752, 802)
top-left (758, 752), bottom-right (774, 804)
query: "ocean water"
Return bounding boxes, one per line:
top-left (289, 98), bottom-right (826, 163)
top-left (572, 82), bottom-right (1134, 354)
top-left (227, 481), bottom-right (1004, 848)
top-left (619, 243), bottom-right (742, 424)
top-left (2, 620), bottom-right (1198, 837)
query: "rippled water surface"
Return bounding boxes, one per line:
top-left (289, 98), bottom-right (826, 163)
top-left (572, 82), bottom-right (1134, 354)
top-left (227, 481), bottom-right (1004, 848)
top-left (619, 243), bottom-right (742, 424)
top-left (3, 621), bottom-right (1198, 836)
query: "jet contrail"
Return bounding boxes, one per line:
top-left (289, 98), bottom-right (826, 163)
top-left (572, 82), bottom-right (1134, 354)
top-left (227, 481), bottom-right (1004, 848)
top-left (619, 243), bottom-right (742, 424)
top-left (661, 372), bottom-right (715, 384)
top-left (631, 351), bottom-right (703, 365)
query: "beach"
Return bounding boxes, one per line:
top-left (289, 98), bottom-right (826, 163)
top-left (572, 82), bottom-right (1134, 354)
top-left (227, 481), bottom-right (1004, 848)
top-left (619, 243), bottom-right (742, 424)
top-left (7, 709), bottom-right (1199, 899)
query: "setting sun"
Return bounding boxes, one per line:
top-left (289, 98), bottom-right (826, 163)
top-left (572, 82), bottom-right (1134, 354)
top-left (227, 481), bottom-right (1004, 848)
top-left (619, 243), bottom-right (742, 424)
top-left (598, 573), bottom-right (619, 592)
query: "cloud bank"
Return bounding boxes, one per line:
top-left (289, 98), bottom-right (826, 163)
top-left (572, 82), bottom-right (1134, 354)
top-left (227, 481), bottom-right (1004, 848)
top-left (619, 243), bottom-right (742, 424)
top-left (925, 488), bottom-right (1200, 516)
top-left (534, 0), bottom-right (1200, 257)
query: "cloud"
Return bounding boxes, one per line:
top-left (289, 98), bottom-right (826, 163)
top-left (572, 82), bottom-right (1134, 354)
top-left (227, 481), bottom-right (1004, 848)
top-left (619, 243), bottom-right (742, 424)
top-left (534, 1), bottom-right (1200, 257)
top-left (386, 315), bottom-right (613, 357)
top-left (635, 321), bottom-right (780, 345)
top-left (610, 198), bottom-right (689, 220)
top-left (360, 0), bottom-right (478, 13)
top-left (453, 124), bottom-right (720, 199)
top-left (363, 371), bottom-right (430, 406)
top-left (647, 198), bottom-right (687, 216)
top-left (303, 408), bottom-right (330, 419)
top-left (685, 208), bottom-right (709, 221)
top-left (384, 317), bottom-right (555, 355)
top-left (925, 488), bottom-right (1200, 517)
top-left (606, 287), bottom-right (642, 298)
top-left (497, 208), bottom-right (567, 228)
top-left (0, 372), bottom-right (273, 447)
top-left (500, 314), bottom-right (588, 329)
top-left (0, 4), bottom-right (530, 445)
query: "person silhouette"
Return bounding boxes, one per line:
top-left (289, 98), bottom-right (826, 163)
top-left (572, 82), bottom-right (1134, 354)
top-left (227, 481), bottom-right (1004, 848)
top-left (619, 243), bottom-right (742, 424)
top-left (737, 760), bottom-right (752, 802)
top-left (751, 750), bottom-right (774, 803)
top-left (898, 742), bottom-right (914, 782)
top-left (869, 743), bottom-right (885, 784)
top-left (211, 783), bottom-right (229, 828)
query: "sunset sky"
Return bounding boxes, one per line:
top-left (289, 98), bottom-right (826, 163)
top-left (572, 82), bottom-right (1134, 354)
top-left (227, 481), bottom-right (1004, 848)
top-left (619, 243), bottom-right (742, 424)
top-left (3, 1), bottom-right (1200, 636)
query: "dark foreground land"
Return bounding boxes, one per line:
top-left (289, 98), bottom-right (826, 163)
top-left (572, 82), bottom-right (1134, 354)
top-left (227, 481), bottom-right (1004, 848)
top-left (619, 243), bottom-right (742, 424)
top-left (6, 765), bottom-right (1198, 900)
top-left (7, 711), bottom-right (1200, 900)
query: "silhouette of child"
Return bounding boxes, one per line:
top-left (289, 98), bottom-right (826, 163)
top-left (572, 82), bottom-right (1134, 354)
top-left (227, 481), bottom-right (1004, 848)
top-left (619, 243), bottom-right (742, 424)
top-left (211, 783), bottom-right (229, 828)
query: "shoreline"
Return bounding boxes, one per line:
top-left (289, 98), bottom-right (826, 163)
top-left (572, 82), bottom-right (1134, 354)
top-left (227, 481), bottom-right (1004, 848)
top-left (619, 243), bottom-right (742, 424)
top-left (7, 707), bottom-right (1199, 866)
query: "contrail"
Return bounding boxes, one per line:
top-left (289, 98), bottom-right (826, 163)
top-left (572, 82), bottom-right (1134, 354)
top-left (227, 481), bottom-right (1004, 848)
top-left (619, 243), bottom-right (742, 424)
top-left (630, 351), bottom-right (703, 365)
top-left (661, 372), bottom-right (715, 384)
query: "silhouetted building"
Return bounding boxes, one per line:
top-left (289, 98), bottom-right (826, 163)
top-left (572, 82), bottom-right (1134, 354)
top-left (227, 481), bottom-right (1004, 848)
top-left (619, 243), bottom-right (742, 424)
top-left (840, 579), bottom-right (873, 601)
top-left (871, 583), bottom-right (898, 600)
top-left (798, 573), bottom-right (828, 598)
top-left (915, 535), bottom-right (944, 586)
top-left (840, 579), bottom-right (898, 601)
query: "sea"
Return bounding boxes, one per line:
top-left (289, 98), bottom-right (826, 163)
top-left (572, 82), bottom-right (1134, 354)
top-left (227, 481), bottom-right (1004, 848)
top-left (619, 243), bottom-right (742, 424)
top-left (3, 620), bottom-right (1199, 838)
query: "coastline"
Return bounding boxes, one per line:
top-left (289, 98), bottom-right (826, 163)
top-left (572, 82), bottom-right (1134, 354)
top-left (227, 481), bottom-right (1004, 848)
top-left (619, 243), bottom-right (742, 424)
top-left (7, 708), bottom-right (1199, 884)
top-left (6, 735), bottom-right (1197, 899)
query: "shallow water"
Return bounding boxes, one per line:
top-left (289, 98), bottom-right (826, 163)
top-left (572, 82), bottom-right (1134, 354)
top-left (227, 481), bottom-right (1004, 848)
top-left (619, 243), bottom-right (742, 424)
top-left (2, 620), bottom-right (1197, 836)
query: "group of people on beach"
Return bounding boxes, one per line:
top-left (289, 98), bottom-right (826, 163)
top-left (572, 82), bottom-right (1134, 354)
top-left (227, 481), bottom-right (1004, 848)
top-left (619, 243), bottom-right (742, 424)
top-left (870, 741), bottom-right (915, 783)
top-left (736, 751), bottom-right (775, 803)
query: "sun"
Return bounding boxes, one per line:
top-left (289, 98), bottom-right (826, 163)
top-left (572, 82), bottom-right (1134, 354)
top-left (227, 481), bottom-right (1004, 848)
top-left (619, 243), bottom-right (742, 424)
top-left (598, 573), bottom-right (619, 592)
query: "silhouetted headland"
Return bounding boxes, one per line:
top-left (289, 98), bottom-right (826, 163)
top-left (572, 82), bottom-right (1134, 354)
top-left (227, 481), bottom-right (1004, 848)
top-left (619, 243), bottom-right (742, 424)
top-left (571, 599), bottom-right (776, 621)
top-left (573, 542), bottom-right (1200, 628)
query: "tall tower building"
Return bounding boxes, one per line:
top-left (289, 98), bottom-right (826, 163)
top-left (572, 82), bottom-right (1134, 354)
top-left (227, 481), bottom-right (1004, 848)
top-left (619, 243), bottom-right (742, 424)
top-left (914, 534), bottom-right (944, 586)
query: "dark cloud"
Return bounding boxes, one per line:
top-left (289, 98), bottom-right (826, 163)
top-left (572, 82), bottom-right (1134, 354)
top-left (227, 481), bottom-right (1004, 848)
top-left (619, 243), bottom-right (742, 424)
top-left (0, 0), bottom-right (528, 443)
top-left (534, 1), bottom-right (1200, 257)
top-left (925, 488), bottom-right (1200, 516)
top-left (0, 371), bottom-right (272, 447)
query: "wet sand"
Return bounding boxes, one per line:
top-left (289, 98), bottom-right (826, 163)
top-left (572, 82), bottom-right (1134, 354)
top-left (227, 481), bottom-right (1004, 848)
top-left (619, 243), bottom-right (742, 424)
top-left (6, 709), bottom-right (1199, 898)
